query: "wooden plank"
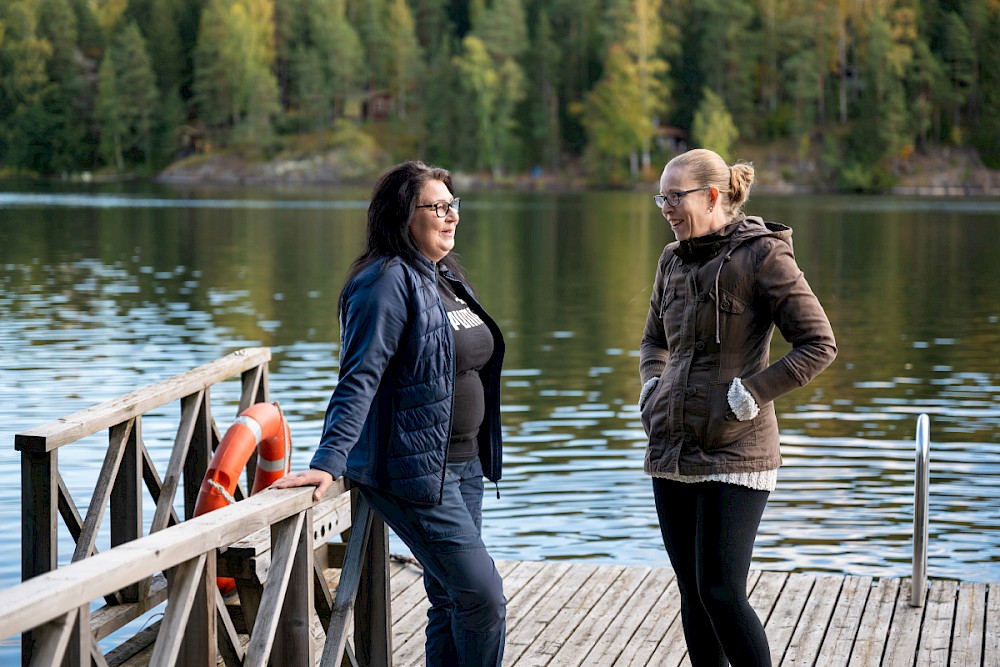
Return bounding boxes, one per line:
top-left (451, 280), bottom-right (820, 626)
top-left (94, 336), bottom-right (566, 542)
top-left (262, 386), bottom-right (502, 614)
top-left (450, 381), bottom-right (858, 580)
top-left (782, 574), bottom-right (844, 666)
top-left (644, 599), bottom-right (688, 667)
top-left (112, 419), bottom-right (144, 602)
top-left (764, 571), bottom-right (815, 664)
top-left (849, 576), bottom-right (901, 667)
top-left (612, 572), bottom-right (681, 667)
top-left (215, 587), bottom-right (246, 667)
top-left (499, 560), bottom-right (549, 605)
top-left (986, 583), bottom-right (1000, 667)
top-left (511, 564), bottom-right (625, 666)
top-left (21, 449), bottom-right (58, 665)
top-left (815, 575), bottom-right (874, 667)
top-left (72, 420), bottom-right (131, 562)
top-left (27, 610), bottom-right (75, 667)
top-left (71, 605), bottom-right (92, 667)
top-left (91, 574), bottom-right (169, 640)
top-left (0, 482), bottom-right (347, 639)
top-left (880, 578), bottom-right (924, 667)
top-left (915, 579), bottom-right (957, 667)
top-left (749, 570), bottom-right (789, 625)
top-left (240, 364), bottom-right (269, 411)
top-left (550, 566), bottom-right (652, 665)
top-left (503, 562), bottom-right (576, 636)
top-left (319, 496), bottom-right (373, 667)
top-left (949, 581), bottom-right (985, 667)
top-left (184, 391), bottom-right (215, 521)
top-left (149, 555), bottom-right (208, 667)
top-left (271, 510), bottom-right (314, 667)
top-left (625, 570), bottom-right (760, 667)
top-left (503, 563), bottom-right (599, 666)
top-left (222, 493), bottom-right (352, 570)
top-left (14, 347), bottom-right (271, 452)
top-left (150, 392), bottom-right (203, 533)
top-left (582, 566), bottom-right (674, 665)
top-left (245, 513), bottom-right (308, 666)
top-left (142, 444), bottom-right (181, 530)
top-left (354, 512), bottom-right (391, 667)
top-left (180, 551), bottom-right (216, 667)
top-left (387, 561), bottom-right (424, 602)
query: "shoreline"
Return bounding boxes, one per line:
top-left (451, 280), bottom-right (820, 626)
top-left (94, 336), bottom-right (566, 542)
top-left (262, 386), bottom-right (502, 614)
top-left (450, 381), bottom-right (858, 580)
top-left (5, 147), bottom-right (999, 198)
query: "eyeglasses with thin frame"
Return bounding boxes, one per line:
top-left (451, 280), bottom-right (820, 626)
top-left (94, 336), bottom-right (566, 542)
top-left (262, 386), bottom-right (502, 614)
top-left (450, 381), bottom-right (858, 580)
top-left (416, 198), bottom-right (461, 218)
top-left (653, 187), bottom-right (711, 208)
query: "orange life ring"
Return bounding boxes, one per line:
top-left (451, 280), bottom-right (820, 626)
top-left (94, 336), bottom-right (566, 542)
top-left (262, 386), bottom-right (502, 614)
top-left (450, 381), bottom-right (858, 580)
top-left (194, 401), bottom-right (291, 593)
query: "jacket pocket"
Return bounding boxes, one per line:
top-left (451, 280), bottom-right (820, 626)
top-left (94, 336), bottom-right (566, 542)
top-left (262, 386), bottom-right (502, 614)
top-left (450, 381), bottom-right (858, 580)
top-left (640, 375), bottom-right (664, 436)
top-left (717, 288), bottom-right (747, 315)
top-left (705, 380), bottom-right (756, 449)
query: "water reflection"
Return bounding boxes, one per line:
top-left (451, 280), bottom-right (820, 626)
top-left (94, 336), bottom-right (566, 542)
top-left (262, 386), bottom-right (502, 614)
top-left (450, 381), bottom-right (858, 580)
top-left (1, 184), bottom-right (998, 608)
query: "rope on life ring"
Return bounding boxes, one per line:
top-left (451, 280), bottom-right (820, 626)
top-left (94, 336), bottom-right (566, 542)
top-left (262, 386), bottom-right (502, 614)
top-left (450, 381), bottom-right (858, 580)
top-left (193, 401), bottom-right (291, 593)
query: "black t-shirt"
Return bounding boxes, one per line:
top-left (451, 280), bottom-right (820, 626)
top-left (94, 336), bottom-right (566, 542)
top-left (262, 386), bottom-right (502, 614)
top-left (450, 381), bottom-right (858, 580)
top-left (438, 278), bottom-right (494, 462)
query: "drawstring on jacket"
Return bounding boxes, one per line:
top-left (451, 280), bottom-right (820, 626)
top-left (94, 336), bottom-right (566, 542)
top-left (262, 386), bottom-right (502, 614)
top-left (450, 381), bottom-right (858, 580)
top-left (713, 249), bottom-right (734, 344)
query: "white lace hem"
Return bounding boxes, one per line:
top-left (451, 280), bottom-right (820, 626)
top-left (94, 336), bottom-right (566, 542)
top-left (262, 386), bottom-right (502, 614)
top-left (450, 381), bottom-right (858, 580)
top-left (650, 468), bottom-right (778, 492)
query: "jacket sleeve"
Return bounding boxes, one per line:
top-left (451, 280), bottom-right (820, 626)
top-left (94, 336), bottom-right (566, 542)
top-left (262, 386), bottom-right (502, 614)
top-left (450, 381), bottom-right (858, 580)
top-left (741, 240), bottom-right (837, 406)
top-left (639, 250), bottom-right (671, 384)
top-left (309, 265), bottom-right (410, 478)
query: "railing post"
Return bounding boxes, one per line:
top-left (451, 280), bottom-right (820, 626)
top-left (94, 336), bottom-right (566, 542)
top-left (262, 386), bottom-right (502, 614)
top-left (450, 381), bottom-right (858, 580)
top-left (111, 417), bottom-right (143, 602)
top-left (911, 413), bottom-right (930, 607)
top-left (356, 514), bottom-right (392, 666)
top-left (20, 449), bottom-right (58, 665)
top-left (272, 508), bottom-right (314, 666)
top-left (183, 391), bottom-right (215, 520)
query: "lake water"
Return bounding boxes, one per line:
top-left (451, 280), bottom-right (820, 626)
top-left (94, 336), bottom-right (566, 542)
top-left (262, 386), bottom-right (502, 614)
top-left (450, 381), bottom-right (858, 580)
top-left (1, 181), bottom-right (999, 641)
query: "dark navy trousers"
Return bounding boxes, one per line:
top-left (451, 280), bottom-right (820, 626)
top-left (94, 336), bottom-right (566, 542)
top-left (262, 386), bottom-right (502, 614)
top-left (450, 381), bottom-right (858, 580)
top-left (358, 457), bottom-right (506, 666)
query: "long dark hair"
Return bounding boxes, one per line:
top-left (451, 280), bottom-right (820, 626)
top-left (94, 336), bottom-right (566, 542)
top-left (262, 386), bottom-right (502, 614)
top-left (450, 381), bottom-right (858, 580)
top-left (341, 160), bottom-right (468, 309)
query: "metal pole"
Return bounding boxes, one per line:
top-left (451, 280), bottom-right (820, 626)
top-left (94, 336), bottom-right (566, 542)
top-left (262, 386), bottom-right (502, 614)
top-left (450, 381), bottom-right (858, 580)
top-left (911, 413), bottom-right (930, 607)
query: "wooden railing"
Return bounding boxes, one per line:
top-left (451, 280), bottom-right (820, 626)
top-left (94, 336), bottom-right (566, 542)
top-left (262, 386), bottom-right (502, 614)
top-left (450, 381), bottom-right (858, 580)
top-left (7, 348), bottom-right (391, 666)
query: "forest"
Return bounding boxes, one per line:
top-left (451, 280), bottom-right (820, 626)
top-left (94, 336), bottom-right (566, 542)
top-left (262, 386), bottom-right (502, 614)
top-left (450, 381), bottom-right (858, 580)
top-left (0, 0), bottom-right (997, 189)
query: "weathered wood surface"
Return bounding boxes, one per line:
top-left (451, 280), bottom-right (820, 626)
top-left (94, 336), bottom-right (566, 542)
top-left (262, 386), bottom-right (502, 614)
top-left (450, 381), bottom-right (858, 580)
top-left (109, 559), bottom-right (999, 667)
top-left (0, 483), bottom-right (347, 640)
top-left (14, 347), bottom-right (271, 452)
top-left (367, 560), bottom-right (998, 667)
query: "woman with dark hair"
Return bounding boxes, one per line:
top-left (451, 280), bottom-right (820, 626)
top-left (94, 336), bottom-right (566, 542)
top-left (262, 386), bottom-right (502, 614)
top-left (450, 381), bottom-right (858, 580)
top-left (639, 149), bottom-right (836, 666)
top-left (271, 160), bottom-right (506, 665)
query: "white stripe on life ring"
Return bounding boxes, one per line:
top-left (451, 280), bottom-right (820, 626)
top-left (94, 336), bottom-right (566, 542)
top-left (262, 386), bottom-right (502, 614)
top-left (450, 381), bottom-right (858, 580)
top-left (257, 456), bottom-right (285, 473)
top-left (234, 415), bottom-right (263, 444)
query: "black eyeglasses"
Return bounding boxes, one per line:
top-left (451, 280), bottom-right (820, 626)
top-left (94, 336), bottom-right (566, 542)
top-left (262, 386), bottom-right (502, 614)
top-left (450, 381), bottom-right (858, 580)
top-left (416, 198), bottom-right (461, 218)
top-left (653, 187), bottom-right (710, 208)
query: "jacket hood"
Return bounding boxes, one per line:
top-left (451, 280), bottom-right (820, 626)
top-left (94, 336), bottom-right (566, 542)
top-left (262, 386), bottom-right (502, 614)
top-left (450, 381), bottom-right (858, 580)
top-left (730, 215), bottom-right (792, 252)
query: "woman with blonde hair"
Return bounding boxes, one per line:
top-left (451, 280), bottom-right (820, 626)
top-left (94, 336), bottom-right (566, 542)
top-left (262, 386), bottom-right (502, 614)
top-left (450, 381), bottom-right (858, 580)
top-left (639, 148), bottom-right (836, 665)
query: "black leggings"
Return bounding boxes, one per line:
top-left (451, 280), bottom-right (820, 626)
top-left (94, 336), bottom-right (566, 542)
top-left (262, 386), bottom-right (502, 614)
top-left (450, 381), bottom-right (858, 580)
top-left (652, 478), bottom-right (771, 667)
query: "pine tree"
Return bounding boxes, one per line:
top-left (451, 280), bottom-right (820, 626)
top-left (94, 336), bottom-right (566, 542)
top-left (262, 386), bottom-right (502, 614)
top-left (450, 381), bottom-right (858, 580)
top-left (114, 22), bottom-right (160, 166)
top-left (96, 48), bottom-right (125, 169)
top-left (580, 44), bottom-right (646, 179)
top-left (524, 10), bottom-right (561, 171)
top-left (385, 0), bottom-right (422, 118)
top-left (307, 0), bottom-right (364, 119)
top-left (194, 0), bottom-right (280, 142)
top-left (691, 87), bottom-right (739, 161)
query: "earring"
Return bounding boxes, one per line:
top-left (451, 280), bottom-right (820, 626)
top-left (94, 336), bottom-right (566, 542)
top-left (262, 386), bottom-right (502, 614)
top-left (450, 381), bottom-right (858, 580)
top-left (708, 205), bottom-right (714, 213)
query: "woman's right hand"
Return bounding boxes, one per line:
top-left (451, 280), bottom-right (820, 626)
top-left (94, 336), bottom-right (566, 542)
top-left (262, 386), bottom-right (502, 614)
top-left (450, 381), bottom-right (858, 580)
top-left (638, 376), bottom-right (660, 410)
top-left (268, 468), bottom-right (336, 502)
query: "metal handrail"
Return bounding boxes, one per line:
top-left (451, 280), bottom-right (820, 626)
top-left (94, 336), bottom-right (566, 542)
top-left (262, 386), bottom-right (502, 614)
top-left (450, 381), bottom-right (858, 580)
top-left (911, 413), bottom-right (930, 607)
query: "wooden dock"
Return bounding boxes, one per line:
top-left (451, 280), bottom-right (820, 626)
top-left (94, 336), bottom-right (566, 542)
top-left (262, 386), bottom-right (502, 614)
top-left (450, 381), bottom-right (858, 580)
top-left (365, 558), bottom-right (999, 667)
top-left (8, 349), bottom-right (997, 667)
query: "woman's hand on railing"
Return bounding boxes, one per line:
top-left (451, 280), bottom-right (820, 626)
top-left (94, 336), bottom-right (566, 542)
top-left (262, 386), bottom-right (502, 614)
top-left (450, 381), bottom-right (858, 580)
top-left (269, 468), bottom-right (336, 502)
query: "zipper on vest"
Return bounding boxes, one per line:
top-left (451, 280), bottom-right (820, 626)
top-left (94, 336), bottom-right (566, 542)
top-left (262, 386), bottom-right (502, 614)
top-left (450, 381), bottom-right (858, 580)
top-left (437, 269), bottom-right (456, 504)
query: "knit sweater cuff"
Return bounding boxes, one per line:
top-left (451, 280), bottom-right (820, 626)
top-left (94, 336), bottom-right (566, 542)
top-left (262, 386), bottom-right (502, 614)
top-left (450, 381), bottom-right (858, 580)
top-left (640, 359), bottom-right (665, 385)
